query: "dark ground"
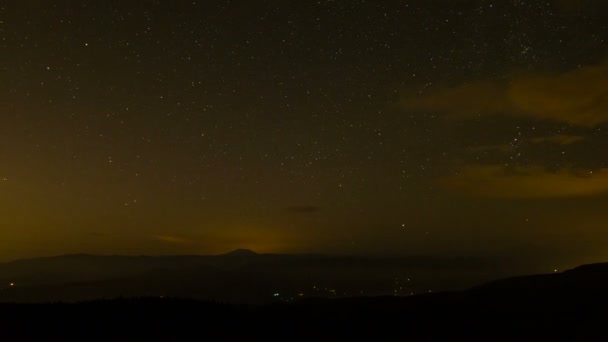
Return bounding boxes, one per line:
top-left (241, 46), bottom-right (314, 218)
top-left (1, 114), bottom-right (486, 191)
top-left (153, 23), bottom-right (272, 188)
top-left (2, 280), bottom-right (607, 341)
top-left (3, 263), bottom-right (608, 340)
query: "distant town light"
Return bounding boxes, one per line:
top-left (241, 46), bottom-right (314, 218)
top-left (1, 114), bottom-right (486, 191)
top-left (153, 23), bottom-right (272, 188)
top-left (9, 282), bottom-right (14, 287)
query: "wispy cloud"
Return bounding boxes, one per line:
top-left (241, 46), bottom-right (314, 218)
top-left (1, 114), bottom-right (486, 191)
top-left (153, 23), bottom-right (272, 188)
top-left (439, 164), bottom-right (608, 198)
top-left (152, 235), bottom-right (193, 245)
top-left (529, 134), bottom-right (585, 145)
top-left (402, 63), bottom-right (608, 127)
top-left (467, 134), bottom-right (583, 155)
top-left (468, 144), bottom-right (513, 154)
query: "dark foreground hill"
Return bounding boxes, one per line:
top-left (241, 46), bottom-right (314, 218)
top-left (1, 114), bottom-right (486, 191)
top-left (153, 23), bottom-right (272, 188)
top-left (2, 263), bottom-right (608, 340)
top-left (0, 251), bottom-right (518, 303)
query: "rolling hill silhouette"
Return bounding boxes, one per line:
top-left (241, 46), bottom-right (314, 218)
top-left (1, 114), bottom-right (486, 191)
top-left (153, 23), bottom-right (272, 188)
top-left (0, 251), bottom-right (513, 303)
top-left (222, 248), bottom-right (259, 257)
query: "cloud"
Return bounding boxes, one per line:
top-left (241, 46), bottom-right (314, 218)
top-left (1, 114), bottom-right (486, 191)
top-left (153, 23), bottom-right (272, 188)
top-left (529, 134), bottom-right (585, 145)
top-left (286, 205), bottom-right (320, 214)
top-left (152, 235), bottom-right (193, 245)
top-left (439, 164), bottom-right (608, 198)
top-left (467, 134), bottom-right (583, 155)
top-left (402, 63), bottom-right (608, 126)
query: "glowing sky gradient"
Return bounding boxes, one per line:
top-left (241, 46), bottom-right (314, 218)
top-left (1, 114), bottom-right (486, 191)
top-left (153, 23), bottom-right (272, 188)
top-left (1, 1), bottom-right (608, 270)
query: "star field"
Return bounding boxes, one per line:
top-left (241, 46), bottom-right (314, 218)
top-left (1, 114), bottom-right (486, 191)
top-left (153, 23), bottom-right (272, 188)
top-left (1, 1), bottom-right (608, 270)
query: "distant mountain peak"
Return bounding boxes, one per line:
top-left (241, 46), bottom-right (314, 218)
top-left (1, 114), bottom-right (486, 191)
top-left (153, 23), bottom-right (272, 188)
top-left (223, 249), bottom-right (258, 257)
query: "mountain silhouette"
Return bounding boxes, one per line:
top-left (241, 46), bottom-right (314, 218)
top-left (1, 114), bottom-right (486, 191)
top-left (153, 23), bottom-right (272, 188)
top-left (0, 252), bottom-right (514, 303)
top-left (221, 249), bottom-right (259, 257)
top-left (469, 262), bottom-right (608, 297)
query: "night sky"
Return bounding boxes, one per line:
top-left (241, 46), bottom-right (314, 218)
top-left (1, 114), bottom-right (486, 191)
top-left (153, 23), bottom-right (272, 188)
top-left (1, 0), bottom-right (608, 269)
